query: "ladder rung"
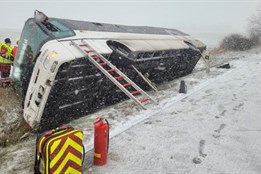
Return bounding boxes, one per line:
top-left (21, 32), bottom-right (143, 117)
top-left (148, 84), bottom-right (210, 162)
top-left (99, 62), bottom-right (108, 66)
top-left (140, 98), bottom-right (149, 103)
top-left (92, 55), bottom-right (100, 59)
top-left (85, 50), bottom-right (95, 53)
top-left (115, 76), bottom-right (123, 80)
top-left (72, 40), bottom-right (157, 110)
top-left (107, 69), bottom-right (115, 73)
top-left (122, 83), bottom-right (131, 87)
top-left (131, 90), bottom-right (140, 95)
top-left (79, 44), bottom-right (88, 47)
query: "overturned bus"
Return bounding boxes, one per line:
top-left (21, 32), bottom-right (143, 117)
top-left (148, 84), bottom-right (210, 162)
top-left (12, 10), bottom-right (206, 131)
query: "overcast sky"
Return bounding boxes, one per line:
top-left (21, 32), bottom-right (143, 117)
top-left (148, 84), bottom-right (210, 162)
top-left (1, 1), bottom-right (261, 37)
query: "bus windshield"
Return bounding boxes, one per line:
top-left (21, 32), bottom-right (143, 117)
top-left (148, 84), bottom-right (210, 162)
top-left (12, 18), bottom-right (75, 100)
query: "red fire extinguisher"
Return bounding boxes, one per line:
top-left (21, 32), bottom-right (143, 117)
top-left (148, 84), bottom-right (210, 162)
top-left (94, 117), bottom-right (109, 165)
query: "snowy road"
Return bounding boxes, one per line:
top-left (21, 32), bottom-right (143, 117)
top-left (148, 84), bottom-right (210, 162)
top-left (90, 54), bottom-right (261, 173)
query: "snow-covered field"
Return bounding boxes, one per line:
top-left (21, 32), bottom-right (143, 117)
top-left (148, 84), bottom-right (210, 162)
top-left (90, 49), bottom-right (261, 174)
top-left (1, 45), bottom-right (261, 173)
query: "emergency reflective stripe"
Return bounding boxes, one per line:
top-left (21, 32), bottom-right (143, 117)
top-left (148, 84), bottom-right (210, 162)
top-left (0, 43), bottom-right (13, 64)
top-left (0, 57), bottom-right (12, 64)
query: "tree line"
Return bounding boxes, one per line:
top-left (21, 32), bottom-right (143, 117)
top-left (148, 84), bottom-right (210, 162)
top-left (220, 4), bottom-right (261, 51)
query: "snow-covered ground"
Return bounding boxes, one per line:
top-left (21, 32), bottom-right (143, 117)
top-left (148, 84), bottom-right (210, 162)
top-left (1, 46), bottom-right (261, 173)
top-left (89, 49), bottom-right (261, 174)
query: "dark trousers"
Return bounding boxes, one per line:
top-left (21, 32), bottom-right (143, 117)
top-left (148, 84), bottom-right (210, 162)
top-left (0, 63), bottom-right (11, 78)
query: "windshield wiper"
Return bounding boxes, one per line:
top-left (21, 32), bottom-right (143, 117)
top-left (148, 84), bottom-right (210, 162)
top-left (42, 21), bottom-right (61, 32)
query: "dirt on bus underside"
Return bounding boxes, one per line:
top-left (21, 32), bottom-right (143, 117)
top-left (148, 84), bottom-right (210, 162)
top-left (0, 86), bottom-right (31, 147)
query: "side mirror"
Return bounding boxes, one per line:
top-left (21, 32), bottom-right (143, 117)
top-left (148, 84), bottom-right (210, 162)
top-left (34, 10), bottom-right (48, 23)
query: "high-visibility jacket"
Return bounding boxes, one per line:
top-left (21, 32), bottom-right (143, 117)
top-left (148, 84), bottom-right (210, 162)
top-left (0, 43), bottom-right (13, 64)
top-left (12, 45), bottom-right (18, 59)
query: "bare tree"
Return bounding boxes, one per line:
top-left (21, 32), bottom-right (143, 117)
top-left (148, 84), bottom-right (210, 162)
top-left (219, 4), bottom-right (261, 51)
top-left (220, 33), bottom-right (253, 51)
top-left (248, 4), bottom-right (261, 43)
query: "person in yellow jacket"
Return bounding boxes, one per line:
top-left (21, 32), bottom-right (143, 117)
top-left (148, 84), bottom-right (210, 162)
top-left (0, 38), bottom-right (13, 84)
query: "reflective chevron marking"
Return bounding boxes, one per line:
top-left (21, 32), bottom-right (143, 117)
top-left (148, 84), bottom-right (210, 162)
top-left (64, 166), bottom-right (82, 174)
top-left (43, 131), bottom-right (84, 174)
top-left (50, 139), bottom-right (61, 154)
top-left (52, 153), bottom-right (82, 174)
top-left (50, 145), bottom-right (82, 172)
top-left (62, 160), bottom-right (82, 174)
top-left (36, 129), bottom-right (83, 174)
top-left (50, 137), bottom-right (83, 168)
top-left (50, 133), bottom-right (82, 158)
top-left (74, 131), bottom-right (83, 139)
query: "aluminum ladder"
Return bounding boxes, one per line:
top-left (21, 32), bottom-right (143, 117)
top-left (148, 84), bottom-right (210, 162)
top-left (71, 39), bottom-right (157, 110)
